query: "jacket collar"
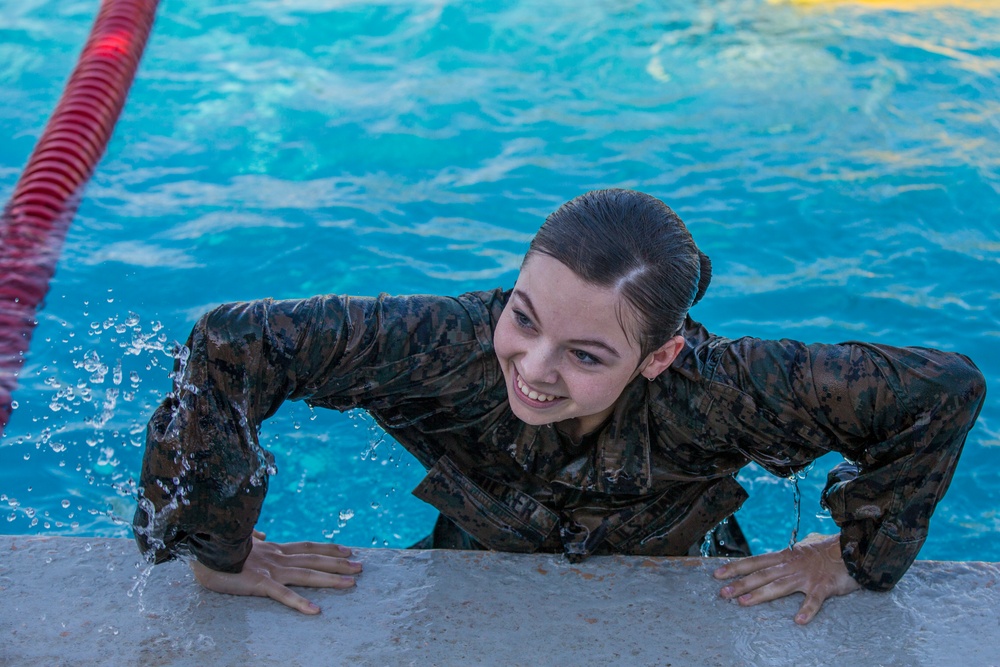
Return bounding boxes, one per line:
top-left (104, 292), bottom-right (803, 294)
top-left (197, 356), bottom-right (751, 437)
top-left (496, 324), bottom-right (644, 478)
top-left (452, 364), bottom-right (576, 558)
top-left (485, 376), bottom-right (653, 495)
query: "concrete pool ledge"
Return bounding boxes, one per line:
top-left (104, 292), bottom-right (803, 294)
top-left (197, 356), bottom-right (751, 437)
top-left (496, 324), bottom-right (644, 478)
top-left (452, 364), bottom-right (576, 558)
top-left (2, 536), bottom-right (998, 666)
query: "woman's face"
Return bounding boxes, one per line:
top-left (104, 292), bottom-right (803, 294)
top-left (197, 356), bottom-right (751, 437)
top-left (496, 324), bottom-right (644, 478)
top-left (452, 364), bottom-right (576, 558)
top-left (493, 253), bottom-right (652, 439)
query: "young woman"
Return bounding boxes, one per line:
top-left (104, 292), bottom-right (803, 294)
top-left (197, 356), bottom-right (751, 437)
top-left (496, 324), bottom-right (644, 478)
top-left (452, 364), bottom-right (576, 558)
top-left (133, 189), bottom-right (986, 624)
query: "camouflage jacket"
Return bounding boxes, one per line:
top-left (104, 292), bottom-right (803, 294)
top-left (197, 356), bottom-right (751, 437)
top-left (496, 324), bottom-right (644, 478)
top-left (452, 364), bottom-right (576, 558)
top-left (133, 289), bottom-right (986, 591)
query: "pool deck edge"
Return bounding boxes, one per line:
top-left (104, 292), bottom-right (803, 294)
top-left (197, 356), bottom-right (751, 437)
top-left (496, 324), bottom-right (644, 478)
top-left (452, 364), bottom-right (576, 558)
top-left (2, 535), bottom-right (999, 666)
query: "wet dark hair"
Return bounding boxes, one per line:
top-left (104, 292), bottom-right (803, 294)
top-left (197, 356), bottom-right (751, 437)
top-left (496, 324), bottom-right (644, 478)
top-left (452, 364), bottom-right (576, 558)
top-left (525, 189), bottom-right (711, 357)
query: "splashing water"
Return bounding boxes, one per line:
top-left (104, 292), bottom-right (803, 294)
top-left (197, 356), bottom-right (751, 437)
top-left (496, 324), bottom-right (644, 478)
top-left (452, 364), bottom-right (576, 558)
top-left (0, 299), bottom-right (186, 540)
top-left (788, 475), bottom-right (802, 549)
top-left (359, 413), bottom-right (387, 462)
top-left (127, 561), bottom-right (156, 612)
top-left (785, 464), bottom-right (815, 549)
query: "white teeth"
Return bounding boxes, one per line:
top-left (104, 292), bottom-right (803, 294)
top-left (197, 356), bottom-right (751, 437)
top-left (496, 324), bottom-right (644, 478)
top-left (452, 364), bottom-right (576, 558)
top-left (516, 375), bottom-right (560, 402)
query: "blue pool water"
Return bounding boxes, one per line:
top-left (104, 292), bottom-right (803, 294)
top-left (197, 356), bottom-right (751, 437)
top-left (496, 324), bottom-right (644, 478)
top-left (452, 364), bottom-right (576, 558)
top-left (1, 0), bottom-right (998, 561)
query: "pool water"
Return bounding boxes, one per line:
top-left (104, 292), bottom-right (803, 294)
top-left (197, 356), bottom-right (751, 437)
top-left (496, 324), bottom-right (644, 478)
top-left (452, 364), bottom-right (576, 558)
top-left (1, 0), bottom-right (997, 561)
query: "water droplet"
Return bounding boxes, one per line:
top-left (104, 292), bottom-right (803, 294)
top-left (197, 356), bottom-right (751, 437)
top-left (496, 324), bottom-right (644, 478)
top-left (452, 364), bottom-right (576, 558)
top-left (9, 401), bottom-right (17, 410)
top-left (61, 500), bottom-right (71, 509)
top-left (787, 475), bottom-right (802, 549)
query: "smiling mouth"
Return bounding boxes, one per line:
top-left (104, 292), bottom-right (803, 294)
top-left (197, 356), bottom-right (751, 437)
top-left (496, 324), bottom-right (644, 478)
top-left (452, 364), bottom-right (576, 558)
top-left (514, 372), bottom-right (564, 404)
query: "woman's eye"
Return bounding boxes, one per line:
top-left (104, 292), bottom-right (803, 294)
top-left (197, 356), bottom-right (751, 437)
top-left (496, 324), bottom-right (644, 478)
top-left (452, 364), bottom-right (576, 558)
top-left (573, 350), bottom-right (601, 366)
top-left (513, 310), bottom-right (533, 329)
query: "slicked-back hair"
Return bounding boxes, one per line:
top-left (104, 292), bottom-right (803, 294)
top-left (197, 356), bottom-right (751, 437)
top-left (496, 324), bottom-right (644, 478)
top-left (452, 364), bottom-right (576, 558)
top-left (526, 189), bottom-right (711, 358)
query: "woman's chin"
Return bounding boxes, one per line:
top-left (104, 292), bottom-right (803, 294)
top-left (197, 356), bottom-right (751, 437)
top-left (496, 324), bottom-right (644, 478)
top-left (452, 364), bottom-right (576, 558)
top-left (509, 403), bottom-right (552, 426)
top-left (507, 389), bottom-right (566, 426)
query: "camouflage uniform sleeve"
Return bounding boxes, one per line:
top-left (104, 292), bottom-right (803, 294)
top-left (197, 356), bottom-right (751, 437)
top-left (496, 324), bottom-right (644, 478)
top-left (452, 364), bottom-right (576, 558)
top-left (132, 292), bottom-right (490, 572)
top-left (718, 338), bottom-right (986, 591)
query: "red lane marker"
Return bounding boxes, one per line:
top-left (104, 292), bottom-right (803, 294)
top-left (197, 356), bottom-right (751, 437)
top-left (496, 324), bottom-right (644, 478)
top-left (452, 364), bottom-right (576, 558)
top-left (0, 0), bottom-right (161, 433)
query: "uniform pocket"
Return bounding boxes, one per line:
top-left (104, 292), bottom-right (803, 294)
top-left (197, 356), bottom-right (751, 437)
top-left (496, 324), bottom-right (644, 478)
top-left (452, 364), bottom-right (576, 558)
top-left (600, 476), bottom-right (748, 556)
top-left (412, 455), bottom-right (560, 552)
top-left (856, 522), bottom-right (925, 591)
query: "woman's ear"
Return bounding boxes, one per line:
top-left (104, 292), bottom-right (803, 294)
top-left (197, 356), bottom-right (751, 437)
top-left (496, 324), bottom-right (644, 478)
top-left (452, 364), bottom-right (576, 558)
top-left (640, 335), bottom-right (685, 380)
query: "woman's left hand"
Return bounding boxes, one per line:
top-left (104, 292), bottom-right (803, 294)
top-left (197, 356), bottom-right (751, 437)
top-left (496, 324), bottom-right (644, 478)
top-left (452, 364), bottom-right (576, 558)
top-left (712, 532), bottom-right (861, 624)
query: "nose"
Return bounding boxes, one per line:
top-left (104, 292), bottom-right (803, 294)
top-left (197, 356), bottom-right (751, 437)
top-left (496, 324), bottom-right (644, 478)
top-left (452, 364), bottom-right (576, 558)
top-left (519, 342), bottom-right (559, 387)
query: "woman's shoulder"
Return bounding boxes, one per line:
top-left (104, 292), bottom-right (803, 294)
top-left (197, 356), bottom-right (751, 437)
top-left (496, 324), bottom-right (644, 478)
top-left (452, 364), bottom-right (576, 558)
top-left (337, 288), bottom-right (509, 337)
top-left (457, 287), bottom-right (511, 322)
top-left (366, 287), bottom-right (510, 355)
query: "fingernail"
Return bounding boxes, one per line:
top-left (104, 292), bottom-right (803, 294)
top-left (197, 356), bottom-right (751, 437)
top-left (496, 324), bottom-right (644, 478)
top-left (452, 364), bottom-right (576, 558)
top-left (795, 614), bottom-right (807, 624)
top-left (714, 566), bottom-right (727, 577)
top-left (721, 586), bottom-right (733, 597)
top-left (739, 593), bottom-right (751, 603)
top-left (308, 602), bottom-right (320, 612)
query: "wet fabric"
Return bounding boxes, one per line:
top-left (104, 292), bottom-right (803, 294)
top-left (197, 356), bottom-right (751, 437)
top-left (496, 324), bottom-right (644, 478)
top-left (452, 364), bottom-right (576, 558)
top-left (132, 289), bottom-right (986, 591)
top-left (407, 511), bottom-right (752, 557)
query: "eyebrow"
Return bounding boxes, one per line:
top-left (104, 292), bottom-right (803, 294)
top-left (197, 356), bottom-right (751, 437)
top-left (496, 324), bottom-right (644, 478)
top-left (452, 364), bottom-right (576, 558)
top-left (513, 289), bottom-right (622, 359)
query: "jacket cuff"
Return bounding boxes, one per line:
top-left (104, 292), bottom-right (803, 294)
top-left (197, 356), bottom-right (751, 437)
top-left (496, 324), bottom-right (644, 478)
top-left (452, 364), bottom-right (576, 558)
top-left (822, 462), bottom-right (921, 591)
top-left (839, 522), bottom-right (924, 592)
top-left (132, 499), bottom-right (254, 573)
top-left (187, 531), bottom-right (255, 573)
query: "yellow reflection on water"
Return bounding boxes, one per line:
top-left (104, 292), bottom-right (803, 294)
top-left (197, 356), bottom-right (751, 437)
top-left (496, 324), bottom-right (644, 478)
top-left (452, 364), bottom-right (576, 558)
top-left (773, 0), bottom-right (999, 12)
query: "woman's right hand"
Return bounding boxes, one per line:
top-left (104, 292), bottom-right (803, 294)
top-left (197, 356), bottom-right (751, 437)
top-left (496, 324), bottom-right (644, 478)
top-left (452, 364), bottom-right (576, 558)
top-left (189, 530), bottom-right (362, 614)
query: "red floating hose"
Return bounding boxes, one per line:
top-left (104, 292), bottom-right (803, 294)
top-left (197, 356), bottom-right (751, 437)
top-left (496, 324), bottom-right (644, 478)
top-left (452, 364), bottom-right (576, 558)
top-left (0, 0), bottom-right (160, 434)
